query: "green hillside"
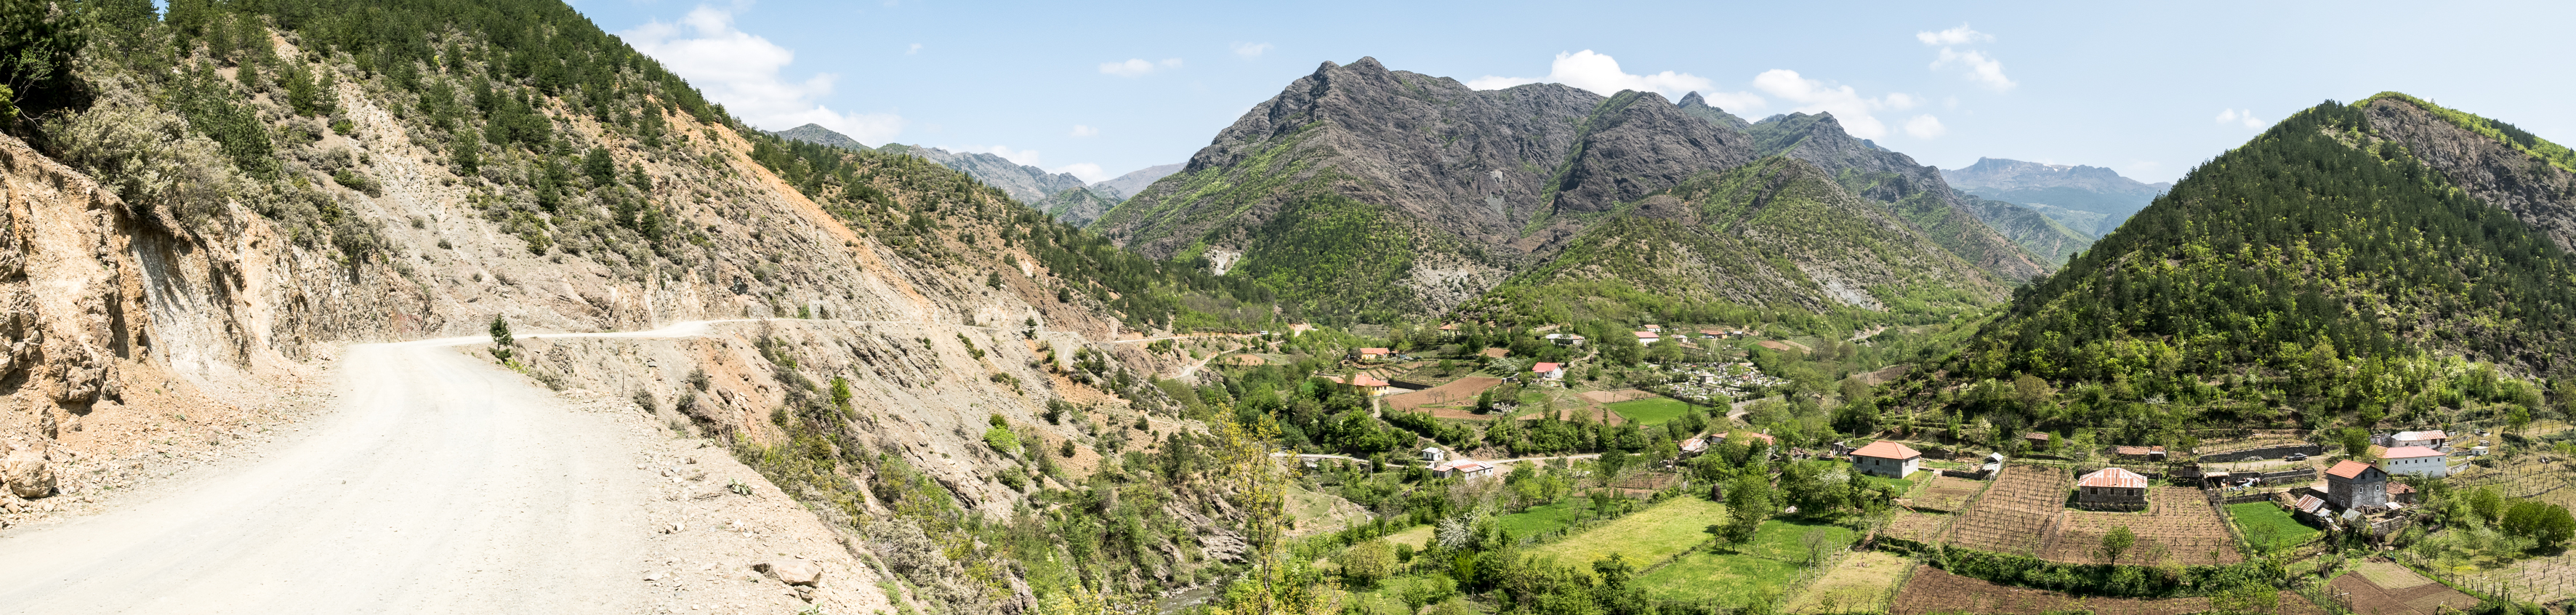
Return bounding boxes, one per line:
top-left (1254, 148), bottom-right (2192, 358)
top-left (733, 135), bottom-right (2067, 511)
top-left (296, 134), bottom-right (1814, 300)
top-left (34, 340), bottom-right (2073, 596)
top-left (1909, 99), bottom-right (2576, 441)
top-left (1467, 156), bottom-right (2003, 332)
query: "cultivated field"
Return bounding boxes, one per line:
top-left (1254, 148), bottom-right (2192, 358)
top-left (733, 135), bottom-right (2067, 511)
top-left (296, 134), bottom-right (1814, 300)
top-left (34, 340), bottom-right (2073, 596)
top-left (1943, 465), bottom-right (2066, 555)
top-left (1384, 377), bottom-right (1503, 417)
top-left (1580, 388), bottom-right (1661, 404)
top-left (1908, 475), bottom-right (1988, 512)
top-left (1782, 550), bottom-right (1911, 614)
top-left (2042, 488), bottom-right (2241, 566)
top-left (2328, 562), bottom-right (2476, 615)
top-left (1539, 497), bottom-right (1728, 578)
top-left (2229, 501), bottom-right (2321, 552)
top-left (1882, 510), bottom-right (1953, 545)
top-left (1635, 519), bottom-right (1857, 604)
top-left (1890, 566), bottom-right (2327, 615)
top-left (1604, 397), bottom-right (1693, 425)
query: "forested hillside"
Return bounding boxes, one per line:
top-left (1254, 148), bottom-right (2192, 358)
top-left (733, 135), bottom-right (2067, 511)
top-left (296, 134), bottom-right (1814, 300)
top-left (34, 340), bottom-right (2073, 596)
top-left (1901, 99), bottom-right (2576, 443)
top-left (1462, 156), bottom-right (2003, 332)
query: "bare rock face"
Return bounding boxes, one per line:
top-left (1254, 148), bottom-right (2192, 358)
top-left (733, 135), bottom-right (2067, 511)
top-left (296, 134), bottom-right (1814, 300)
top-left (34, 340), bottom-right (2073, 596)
top-left (0, 132), bottom-right (148, 424)
top-left (3, 441), bottom-right (55, 499)
top-left (2363, 97), bottom-right (2576, 252)
top-left (754, 559), bottom-right (824, 587)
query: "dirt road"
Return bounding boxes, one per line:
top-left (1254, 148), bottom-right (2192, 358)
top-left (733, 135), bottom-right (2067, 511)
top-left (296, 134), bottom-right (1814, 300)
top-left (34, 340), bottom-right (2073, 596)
top-left (0, 324), bottom-right (765, 614)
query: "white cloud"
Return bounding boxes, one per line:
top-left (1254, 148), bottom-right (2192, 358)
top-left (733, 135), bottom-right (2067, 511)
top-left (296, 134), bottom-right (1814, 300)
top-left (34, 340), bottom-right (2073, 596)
top-left (1750, 69), bottom-right (1923, 140)
top-left (1698, 90), bottom-right (1767, 113)
top-left (2215, 108), bottom-right (2266, 129)
top-left (1904, 114), bottom-right (1947, 138)
top-left (906, 43), bottom-right (922, 55)
top-left (1932, 48), bottom-right (2015, 91)
top-left (1101, 57), bottom-right (1183, 77)
top-left (1069, 124), bottom-right (1099, 137)
top-left (622, 5), bottom-right (903, 143)
top-left (1915, 25), bottom-right (1995, 46)
top-left (1100, 59), bottom-right (1156, 77)
top-left (1231, 42), bottom-right (1271, 57)
top-left (984, 145), bottom-right (1042, 166)
top-left (1052, 163), bottom-right (1109, 182)
top-left (1465, 50), bottom-right (1713, 101)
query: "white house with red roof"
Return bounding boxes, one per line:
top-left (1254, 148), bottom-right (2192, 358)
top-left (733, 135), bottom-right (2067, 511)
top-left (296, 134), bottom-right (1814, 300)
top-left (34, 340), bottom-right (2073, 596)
top-left (2390, 430), bottom-right (2450, 449)
top-left (1633, 331), bottom-right (1660, 343)
top-left (2378, 446), bottom-right (2449, 477)
top-left (1353, 347), bottom-right (1393, 361)
top-left (1849, 441), bottom-right (1921, 478)
top-left (1433, 459), bottom-right (1494, 480)
top-left (1531, 362), bottom-right (1565, 380)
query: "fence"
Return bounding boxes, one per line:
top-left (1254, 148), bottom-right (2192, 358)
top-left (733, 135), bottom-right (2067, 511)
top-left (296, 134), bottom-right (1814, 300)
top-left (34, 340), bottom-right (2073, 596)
top-left (2197, 443), bottom-right (2323, 463)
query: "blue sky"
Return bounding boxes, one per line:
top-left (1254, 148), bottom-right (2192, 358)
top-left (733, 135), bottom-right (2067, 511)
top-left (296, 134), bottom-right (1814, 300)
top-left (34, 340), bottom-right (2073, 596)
top-left (579, 0), bottom-right (2575, 184)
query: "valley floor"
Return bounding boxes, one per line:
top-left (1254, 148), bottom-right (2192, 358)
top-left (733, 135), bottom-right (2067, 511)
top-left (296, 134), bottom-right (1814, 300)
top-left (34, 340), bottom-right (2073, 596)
top-left (0, 326), bottom-right (887, 615)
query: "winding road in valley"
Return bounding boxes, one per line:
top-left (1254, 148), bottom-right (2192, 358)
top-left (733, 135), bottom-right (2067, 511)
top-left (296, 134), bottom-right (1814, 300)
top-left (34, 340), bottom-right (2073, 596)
top-left (0, 323), bottom-right (731, 614)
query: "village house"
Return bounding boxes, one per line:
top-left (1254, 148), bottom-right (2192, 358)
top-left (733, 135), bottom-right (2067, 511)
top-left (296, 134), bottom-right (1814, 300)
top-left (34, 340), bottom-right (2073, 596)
top-left (1438, 323), bottom-right (1461, 338)
top-left (1325, 374), bottom-right (1397, 397)
top-left (1421, 447), bottom-right (1446, 463)
top-left (1634, 331), bottom-right (1661, 344)
top-left (1531, 362), bottom-right (1566, 381)
top-left (2075, 467), bottom-right (2151, 507)
top-left (1850, 441), bottom-right (1922, 478)
top-left (1433, 459), bottom-right (1494, 480)
top-left (1543, 333), bottom-right (1587, 346)
top-left (2325, 459), bottom-right (2391, 510)
top-left (1680, 436), bottom-right (1708, 457)
top-left (2390, 430), bottom-right (2450, 450)
top-left (2379, 446), bottom-right (2449, 477)
top-left (1353, 347), bottom-right (1393, 362)
top-left (2387, 481), bottom-right (2418, 505)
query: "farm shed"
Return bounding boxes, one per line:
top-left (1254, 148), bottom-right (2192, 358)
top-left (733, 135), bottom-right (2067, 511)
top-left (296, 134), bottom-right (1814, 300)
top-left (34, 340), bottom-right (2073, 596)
top-left (2074, 467), bottom-right (2150, 509)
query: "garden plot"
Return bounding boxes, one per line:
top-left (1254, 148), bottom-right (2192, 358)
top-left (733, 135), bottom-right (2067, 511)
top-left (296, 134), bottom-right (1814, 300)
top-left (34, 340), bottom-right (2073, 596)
top-left (1907, 475), bottom-right (1988, 512)
top-left (2328, 562), bottom-right (2476, 615)
top-left (1634, 519), bottom-right (1858, 604)
top-left (1782, 550), bottom-right (1911, 614)
top-left (1890, 566), bottom-right (2326, 615)
top-left (1942, 465), bottom-right (2067, 556)
top-left (1882, 510), bottom-right (1953, 545)
top-left (2040, 487), bottom-right (2242, 566)
top-left (1537, 497), bottom-right (1728, 578)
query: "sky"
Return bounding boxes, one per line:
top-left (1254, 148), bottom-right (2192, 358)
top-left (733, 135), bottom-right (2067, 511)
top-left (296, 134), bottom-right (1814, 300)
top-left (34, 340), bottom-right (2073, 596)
top-left (576, 0), bottom-right (2576, 185)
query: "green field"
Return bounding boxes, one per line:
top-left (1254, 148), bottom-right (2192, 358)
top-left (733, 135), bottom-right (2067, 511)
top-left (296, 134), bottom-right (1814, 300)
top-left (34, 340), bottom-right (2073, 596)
top-left (1606, 397), bottom-right (1692, 425)
top-left (1635, 518), bottom-right (1859, 603)
top-left (1857, 474), bottom-right (1914, 494)
top-left (2229, 502), bottom-right (2321, 552)
top-left (1494, 499), bottom-right (1598, 540)
top-left (1540, 497), bottom-right (1730, 577)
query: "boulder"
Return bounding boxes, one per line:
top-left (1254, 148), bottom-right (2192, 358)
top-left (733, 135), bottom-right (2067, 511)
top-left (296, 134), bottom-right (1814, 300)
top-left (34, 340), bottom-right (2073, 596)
top-left (3, 443), bottom-right (55, 499)
top-left (753, 560), bottom-right (823, 587)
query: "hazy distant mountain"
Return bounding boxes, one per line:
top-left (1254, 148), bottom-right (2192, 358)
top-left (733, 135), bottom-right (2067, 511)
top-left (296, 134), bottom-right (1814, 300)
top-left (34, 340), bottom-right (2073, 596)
top-left (875, 144), bottom-right (1090, 206)
top-left (1723, 110), bottom-right (2049, 281)
top-left (1039, 187), bottom-right (1122, 226)
top-left (1089, 164), bottom-right (1184, 201)
top-left (1941, 158), bottom-right (2169, 235)
top-left (773, 123), bottom-right (872, 151)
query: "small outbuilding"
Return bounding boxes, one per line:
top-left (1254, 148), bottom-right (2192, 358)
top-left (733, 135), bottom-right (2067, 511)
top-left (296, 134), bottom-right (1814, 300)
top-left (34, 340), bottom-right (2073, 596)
top-left (1433, 460), bottom-right (1494, 480)
top-left (2113, 445), bottom-right (2169, 462)
top-left (2391, 430), bottom-right (2450, 449)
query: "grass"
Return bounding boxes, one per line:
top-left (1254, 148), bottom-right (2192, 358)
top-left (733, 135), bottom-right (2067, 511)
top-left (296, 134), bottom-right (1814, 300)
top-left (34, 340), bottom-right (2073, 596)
top-left (2229, 502), bottom-right (2321, 552)
top-left (1539, 497), bottom-right (1730, 576)
top-left (1635, 518), bottom-right (1859, 603)
top-left (1494, 499), bottom-right (1598, 539)
top-left (1383, 524), bottom-right (1436, 550)
top-left (1857, 474), bottom-right (1914, 494)
top-left (1606, 397), bottom-right (1692, 425)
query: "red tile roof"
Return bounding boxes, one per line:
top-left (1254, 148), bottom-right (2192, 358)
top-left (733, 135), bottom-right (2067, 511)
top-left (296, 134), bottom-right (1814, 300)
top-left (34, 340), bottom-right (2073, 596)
top-left (2112, 445), bottom-right (2167, 456)
top-left (1350, 374), bottom-right (1390, 387)
top-left (1851, 441), bottom-right (1919, 459)
top-left (2077, 467), bottom-right (2149, 489)
top-left (1358, 347), bottom-right (1391, 355)
top-left (1726, 432), bottom-right (1777, 445)
top-left (2387, 482), bottom-right (2418, 496)
top-left (2382, 446), bottom-right (2444, 459)
top-left (1634, 331), bottom-right (1659, 339)
top-left (2326, 459), bottom-right (2378, 479)
top-left (1531, 362), bottom-right (1563, 372)
top-left (2394, 430), bottom-right (2447, 441)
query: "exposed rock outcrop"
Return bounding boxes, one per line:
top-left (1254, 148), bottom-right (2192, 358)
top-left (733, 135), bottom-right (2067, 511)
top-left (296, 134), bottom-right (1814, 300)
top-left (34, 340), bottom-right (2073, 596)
top-left (2363, 96), bottom-right (2576, 252)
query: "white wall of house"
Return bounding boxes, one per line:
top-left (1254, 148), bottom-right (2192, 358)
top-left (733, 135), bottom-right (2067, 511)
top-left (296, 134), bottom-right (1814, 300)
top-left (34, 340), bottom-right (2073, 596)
top-left (2380, 456), bottom-right (2449, 478)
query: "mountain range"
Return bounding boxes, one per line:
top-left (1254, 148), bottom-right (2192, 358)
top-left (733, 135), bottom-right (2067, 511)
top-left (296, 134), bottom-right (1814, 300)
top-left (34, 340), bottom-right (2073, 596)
top-left (1092, 57), bottom-right (2045, 323)
top-left (774, 124), bottom-right (1180, 225)
top-left (1941, 157), bottom-right (2170, 236)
